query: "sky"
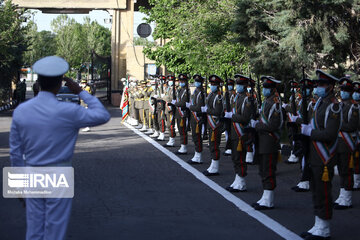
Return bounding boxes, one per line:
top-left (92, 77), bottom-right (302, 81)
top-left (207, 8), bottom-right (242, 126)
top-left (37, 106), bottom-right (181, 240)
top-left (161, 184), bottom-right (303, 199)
top-left (31, 10), bottom-right (154, 40)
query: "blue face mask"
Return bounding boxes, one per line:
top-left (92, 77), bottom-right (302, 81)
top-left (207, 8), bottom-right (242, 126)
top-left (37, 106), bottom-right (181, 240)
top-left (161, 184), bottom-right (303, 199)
top-left (352, 92), bottom-right (360, 101)
top-left (210, 85), bottom-right (218, 92)
top-left (228, 85), bottom-right (234, 91)
top-left (195, 81), bottom-right (202, 88)
top-left (340, 91), bottom-right (350, 100)
top-left (179, 82), bottom-right (186, 87)
top-left (151, 86), bottom-right (156, 90)
top-left (306, 89), bottom-right (311, 96)
top-left (262, 88), bottom-right (272, 97)
top-left (314, 87), bottom-right (327, 97)
top-left (236, 85), bottom-right (245, 93)
top-left (168, 81), bottom-right (173, 86)
top-left (247, 87), bottom-right (252, 93)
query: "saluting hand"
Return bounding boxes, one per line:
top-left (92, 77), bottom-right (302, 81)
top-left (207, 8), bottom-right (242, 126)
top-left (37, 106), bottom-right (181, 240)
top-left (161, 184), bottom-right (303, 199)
top-left (63, 77), bottom-right (82, 95)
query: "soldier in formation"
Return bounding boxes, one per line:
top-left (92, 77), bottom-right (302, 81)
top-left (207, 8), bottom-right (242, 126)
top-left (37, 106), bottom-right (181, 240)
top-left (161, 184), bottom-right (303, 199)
top-left (123, 69), bottom-right (360, 240)
top-left (188, 74), bottom-right (206, 164)
top-left (225, 74), bottom-right (253, 192)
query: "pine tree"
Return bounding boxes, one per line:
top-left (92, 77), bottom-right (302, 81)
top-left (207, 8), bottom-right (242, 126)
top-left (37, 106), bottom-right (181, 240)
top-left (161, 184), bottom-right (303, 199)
top-left (232, 0), bottom-right (360, 79)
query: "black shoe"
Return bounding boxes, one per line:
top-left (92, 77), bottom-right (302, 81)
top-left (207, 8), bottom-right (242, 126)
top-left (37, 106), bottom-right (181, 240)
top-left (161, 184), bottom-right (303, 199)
top-left (333, 203), bottom-right (352, 210)
top-left (353, 187), bottom-right (360, 191)
top-left (291, 186), bottom-right (310, 192)
top-left (304, 233), bottom-right (331, 240)
top-left (175, 151), bottom-right (187, 155)
top-left (163, 144), bottom-right (175, 148)
top-left (284, 160), bottom-right (299, 164)
top-left (225, 186), bottom-right (247, 193)
top-left (203, 170), bottom-right (219, 176)
top-left (223, 151), bottom-right (231, 156)
top-left (187, 160), bottom-right (203, 165)
top-left (300, 231), bottom-right (311, 238)
top-left (251, 202), bottom-right (274, 210)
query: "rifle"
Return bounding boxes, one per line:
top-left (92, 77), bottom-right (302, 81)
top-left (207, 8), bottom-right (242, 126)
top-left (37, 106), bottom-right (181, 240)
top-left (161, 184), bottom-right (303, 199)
top-left (203, 75), bottom-right (209, 140)
top-left (204, 74), bottom-right (208, 98)
top-left (155, 76), bottom-right (158, 95)
top-left (172, 77), bottom-right (176, 101)
top-left (293, 66), bottom-right (309, 158)
top-left (287, 80), bottom-right (299, 141)
top-left (160, 76), bottom-right (164, 94)
top-left (153, 76), bottom-right (159, 115)
top-left (225, 77), bottom-right (231, 112)
top-left (257, 76), bottom-right (262, 107)
top-left (245, 73), bottom-right (258, 144)
top-left (291, 81), bottom-right (297, 116)
top-left (249, 73), bottom-right (257, 119)
top-left (301, 67), bottom-right (308, 124)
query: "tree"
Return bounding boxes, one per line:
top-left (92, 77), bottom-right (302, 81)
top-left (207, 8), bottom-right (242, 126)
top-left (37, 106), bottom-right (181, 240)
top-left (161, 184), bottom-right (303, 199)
top-left (0, 0), bottom-right (30, 102)
top-left (83, 17), bottom-right (111, 56)
top-left (141, 0), bottom-right (249, 79)
top-left (51, 15), bottom-right (111, 76)
top-left (23, 22), bottom-right (56, 67)
top-left (133, 37), bottom-right (156, 47)
top-left (232, 0), bottom-right (360, 80)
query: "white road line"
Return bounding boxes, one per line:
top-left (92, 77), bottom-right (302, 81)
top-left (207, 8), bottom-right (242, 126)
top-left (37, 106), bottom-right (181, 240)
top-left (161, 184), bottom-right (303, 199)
top-left (123, 122), bottom-right (302, 240)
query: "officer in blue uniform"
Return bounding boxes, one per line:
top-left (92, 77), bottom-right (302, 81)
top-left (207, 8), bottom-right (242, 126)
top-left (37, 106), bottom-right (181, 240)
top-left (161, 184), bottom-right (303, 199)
top-left (10, 56), bottom-right (111, 240)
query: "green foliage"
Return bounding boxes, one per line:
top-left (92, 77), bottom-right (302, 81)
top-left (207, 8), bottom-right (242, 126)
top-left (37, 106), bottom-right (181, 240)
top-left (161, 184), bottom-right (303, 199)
top-left (0, 0), bottom-right (30, 102)
top-left (134, 37), bottom-right (156, 47)
top-left (51, 15), bottom-right (111, 73)
top-left (232, 0), bottom-right (360, 80)
top-left (140, 0), bottom-right (249, 79)
top-left (23, 22), bottom-right (57, 67)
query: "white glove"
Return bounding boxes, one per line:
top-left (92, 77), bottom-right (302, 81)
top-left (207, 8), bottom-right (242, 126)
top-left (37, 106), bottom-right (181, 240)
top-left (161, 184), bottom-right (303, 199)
top-left (161, 94), bottom-right (165, 98)
top-left (171, 100), bottom-right (176, 105)
top-left (186, 102), bottom-right (191, 108)
top-left (258, 109), bottom-right (262, 114)
top-left (154, 95), bottom-right (159, 98)
top-left (250, 119), bottom-right (259, 128)
top-left (224, 111), bottom-right (233, 119)
top-left (201, 106), bottom-right (208, 113)
top-left (289, 114), bottom-right (299, 122)
top-left (282, 103), bottom-right (288, 108)
top-left (301, 124), bottom-right (313, 136)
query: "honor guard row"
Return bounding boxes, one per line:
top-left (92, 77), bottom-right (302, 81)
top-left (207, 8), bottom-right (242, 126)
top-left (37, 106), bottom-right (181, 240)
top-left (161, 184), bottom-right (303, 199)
top-left (124, 70), bottom-right (360, 240)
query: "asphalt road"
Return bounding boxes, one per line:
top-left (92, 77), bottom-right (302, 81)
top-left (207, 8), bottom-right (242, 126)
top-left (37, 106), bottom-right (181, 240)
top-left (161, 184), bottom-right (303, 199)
top-left (1, 103), bottom-right (360, 240)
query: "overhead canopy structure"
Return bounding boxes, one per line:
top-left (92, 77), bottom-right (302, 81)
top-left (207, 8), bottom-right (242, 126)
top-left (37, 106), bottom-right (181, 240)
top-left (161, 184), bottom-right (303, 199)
top-left (12, 0), bottom-right (153, 106)
top-left (12, 0), bottom-right (127, 13)
top-left (12, 0), bottom-right (150, 13)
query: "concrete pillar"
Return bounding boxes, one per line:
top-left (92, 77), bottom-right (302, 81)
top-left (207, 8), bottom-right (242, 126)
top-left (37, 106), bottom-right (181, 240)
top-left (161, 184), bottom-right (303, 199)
top-left (109, 0), bottom-right (134, 106)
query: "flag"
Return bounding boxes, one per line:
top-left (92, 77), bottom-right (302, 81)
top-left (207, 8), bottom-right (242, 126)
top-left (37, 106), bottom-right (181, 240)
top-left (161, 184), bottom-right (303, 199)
top-left (120, 85), bottom-right (129, 122)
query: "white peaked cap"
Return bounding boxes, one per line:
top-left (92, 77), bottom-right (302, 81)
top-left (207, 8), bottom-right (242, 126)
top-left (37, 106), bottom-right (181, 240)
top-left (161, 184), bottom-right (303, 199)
top-left (32, 56), bottom-right (69, 77)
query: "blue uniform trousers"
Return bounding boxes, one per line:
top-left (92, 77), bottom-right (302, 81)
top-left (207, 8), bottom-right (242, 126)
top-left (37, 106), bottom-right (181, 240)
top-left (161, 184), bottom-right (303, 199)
top-left (26, 198), bottom-right (72, 240)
